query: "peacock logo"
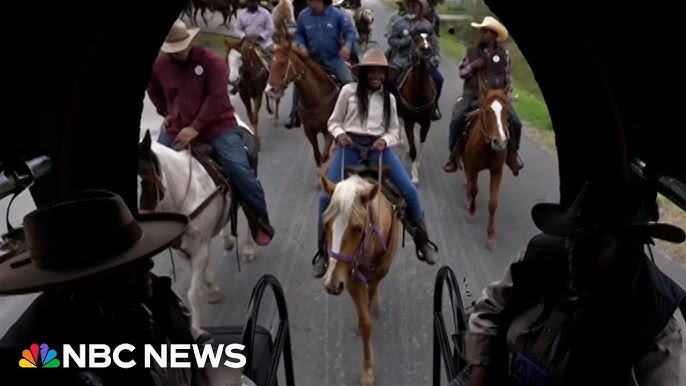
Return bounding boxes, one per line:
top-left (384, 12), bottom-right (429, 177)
top-left (19, 343), bottom-right (61, 368)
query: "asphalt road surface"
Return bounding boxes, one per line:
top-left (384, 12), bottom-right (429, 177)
top-left (2, 1), bottom-right (685, 384)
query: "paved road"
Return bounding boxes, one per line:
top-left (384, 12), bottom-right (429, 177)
top-left (2, 1), bottom-right (685, 384)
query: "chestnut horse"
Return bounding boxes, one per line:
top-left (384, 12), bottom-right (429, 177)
top-left (460, 81), bottom-right (511, 250)
top-left (320, 173), bottom-right (400, 386)
top-left (225, 38), bottom-right (280, 139)
top-left (265, 36), bottom-right (340, 173)
top-left (397, 32), bottom-right (437, 185)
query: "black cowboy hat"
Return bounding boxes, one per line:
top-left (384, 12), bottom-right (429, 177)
top-left (0, 190), bottom-right (188, 295)
top-left (531, 179), bottom-right (685, 243)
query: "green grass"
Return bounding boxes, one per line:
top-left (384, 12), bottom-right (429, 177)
top-left (194, 31), bottom-right (238, 57)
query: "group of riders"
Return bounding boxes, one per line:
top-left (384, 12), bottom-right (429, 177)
top-left (147, 0), bottom-right (526, 276)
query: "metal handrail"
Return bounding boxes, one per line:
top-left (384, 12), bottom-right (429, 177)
top-left (240, 274), bottom-right (295, 386)
top-left (432, 265), bottom-right (468, 386)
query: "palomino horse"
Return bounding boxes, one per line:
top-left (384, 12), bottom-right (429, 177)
top-left (225, 38), bottom-right (280, 138)
top-left (137, 119), bottom-right (258, 329)
top-left (265, 37), bottom-right (340, 172)
top-left (397, 32), bottom-right (437, 185)
top-left (354, 7), bottom-right (374, 51)
top-left (460, 81), bottom-right (511, 250)
top-left (320, 172), bottom-right (400, 386)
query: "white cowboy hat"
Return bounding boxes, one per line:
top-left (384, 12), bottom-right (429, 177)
top-left (471, 16), bottom-right (509, 43)
top-left (332, 0), bottom-right (344, 6)
top-left (161, 20), bottom-right (201, 54)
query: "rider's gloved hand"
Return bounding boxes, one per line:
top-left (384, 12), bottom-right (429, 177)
top-left (336, 133), bottom-right (353, 147)
top-left (372, 137), bottom-right (386, 151)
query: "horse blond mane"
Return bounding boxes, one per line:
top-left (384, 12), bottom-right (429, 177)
top-left (272, 0), bottom-right (295, 27)
top-left (322, 175), bottom-right (371, 227)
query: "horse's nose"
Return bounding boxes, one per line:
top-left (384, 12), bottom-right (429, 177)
top-left (491, 138), bottom-right (505, 150)
top-left (325, 280), bottom-right (344, 295)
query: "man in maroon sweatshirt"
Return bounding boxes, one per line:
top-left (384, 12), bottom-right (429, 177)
top-left (148, 19), bottom-right (273, 246)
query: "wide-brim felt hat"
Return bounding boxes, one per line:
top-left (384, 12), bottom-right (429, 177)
top-left (351, 48), bottom-right (399, 77)
top-left (403, 0), bottom-right (429, 17)
top-left (0, 190), bottom-right (189, 295)
top-left (161, 19), bottom-right (201, 54)
top-left (531, 180), bottom-right (685, 244)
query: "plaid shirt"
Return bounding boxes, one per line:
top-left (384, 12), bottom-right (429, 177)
top-left (458, 46), bottom-right (513, 101)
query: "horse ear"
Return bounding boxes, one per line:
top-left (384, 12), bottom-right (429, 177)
top-left (139, 129), bottom-right (152, 161)
top-left (360, 184), bottom-right (380, 205)
top-left (321, 175), bottom-right (336, 196)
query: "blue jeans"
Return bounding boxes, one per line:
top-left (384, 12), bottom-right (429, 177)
top-left (318, 139), bottom-right (424, 230)
top-left (448, 97), bottom-right (522, 151)
top-left (290, 58), bottom-right (353, 114)
top-left (388, 64), bottom-right (444, 107)
top-left (158, 129), bottom-right (271, 225)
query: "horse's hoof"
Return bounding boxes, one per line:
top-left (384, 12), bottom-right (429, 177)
top-left (242, 252), bottom-right (255, 263)
top-left (223, 234), bottom-right (236, 251)
top-left (371, 303), bottom-right (382, 319)
top-left (487, 239), bottom-right (497, 250)
top-left (206, 290), bottom-right (223, 304)
top-left (466, 215), bottom-right (477, 223)
top-left (360, 371), bottom-right (375, 386)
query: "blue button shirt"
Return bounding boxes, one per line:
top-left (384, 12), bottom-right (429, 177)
top-left (294, 6), bottom-right (356, 70)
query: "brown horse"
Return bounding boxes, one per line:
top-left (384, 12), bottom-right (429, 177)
top-left (320, 173), bottom-right (400, 386)
top-left (397, 32), bottom-right (437, 185)
top-left (184, 0), bottom-right (236, 27)
top-left (460, 82), bottom-right (511, 250)
top-left (224, 38), bottom-right (280, 139)
top-left (265, 36), bottom-right (340, 172)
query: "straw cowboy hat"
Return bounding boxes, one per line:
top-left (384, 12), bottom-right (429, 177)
top-left (531, 180), bottom-right (685, 244)
top-left (0, 190), bottom-right (189, 295)
top-left (161, 19), bottom-right (201, 54)
top-left (351, 48), bottom-right (399, 78)
top-left (471, 16), bottom-right (509, 43)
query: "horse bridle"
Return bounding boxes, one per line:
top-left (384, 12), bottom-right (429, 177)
top-left (277, 50), bottom-right (340, 115)
top-left (139, 161), bottom-right (165, 211)
top-left (327, 205), bottom-right (388, 284)
top-left (232, 42), bottom-right (268, 88)
top-left (467, 95), bottom-right (511, 144)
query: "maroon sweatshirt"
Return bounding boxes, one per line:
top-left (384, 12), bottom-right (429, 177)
top-left (148, 47), bottom-right (237, 143)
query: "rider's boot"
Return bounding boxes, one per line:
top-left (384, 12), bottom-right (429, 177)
top-left (284, 113), bottom-right (300, 129)
top-left (443, 138), bottom-right (464, 173)
top-left (410, 218), bottom-right (438, 265)
top-left (506, 147), bottom-right (524, 176)
top-left (432, 106), bottom-right (442, 121)
top-left (311, 227), bottom-right (328, 278)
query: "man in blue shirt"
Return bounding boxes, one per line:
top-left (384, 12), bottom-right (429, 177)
top-left (283, 0), bottom-right (357, 128)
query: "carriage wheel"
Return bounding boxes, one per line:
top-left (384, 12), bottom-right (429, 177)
top-left (432, 266), bottom-right (469, 386)
top-left (241, 274), bottom-right (296, 386)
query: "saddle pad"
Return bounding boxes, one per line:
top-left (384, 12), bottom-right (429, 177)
top-left (203, 325), bottom-right (275, 386)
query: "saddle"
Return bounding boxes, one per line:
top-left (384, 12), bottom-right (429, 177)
top-left (189, 126), bottom-right (262, 238)
top-left (343, 161), bottom-right (407, 222)
top-left (190, 125), bottom-right (259, 192)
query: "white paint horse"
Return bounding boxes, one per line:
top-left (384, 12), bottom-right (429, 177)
top-left (137, 116), bottom-right (257, 330)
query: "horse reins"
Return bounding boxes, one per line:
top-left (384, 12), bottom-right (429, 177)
top-left (332, 143), bottom-right (385, 282)
top-left (281, 52), bottom-right (340, 116)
